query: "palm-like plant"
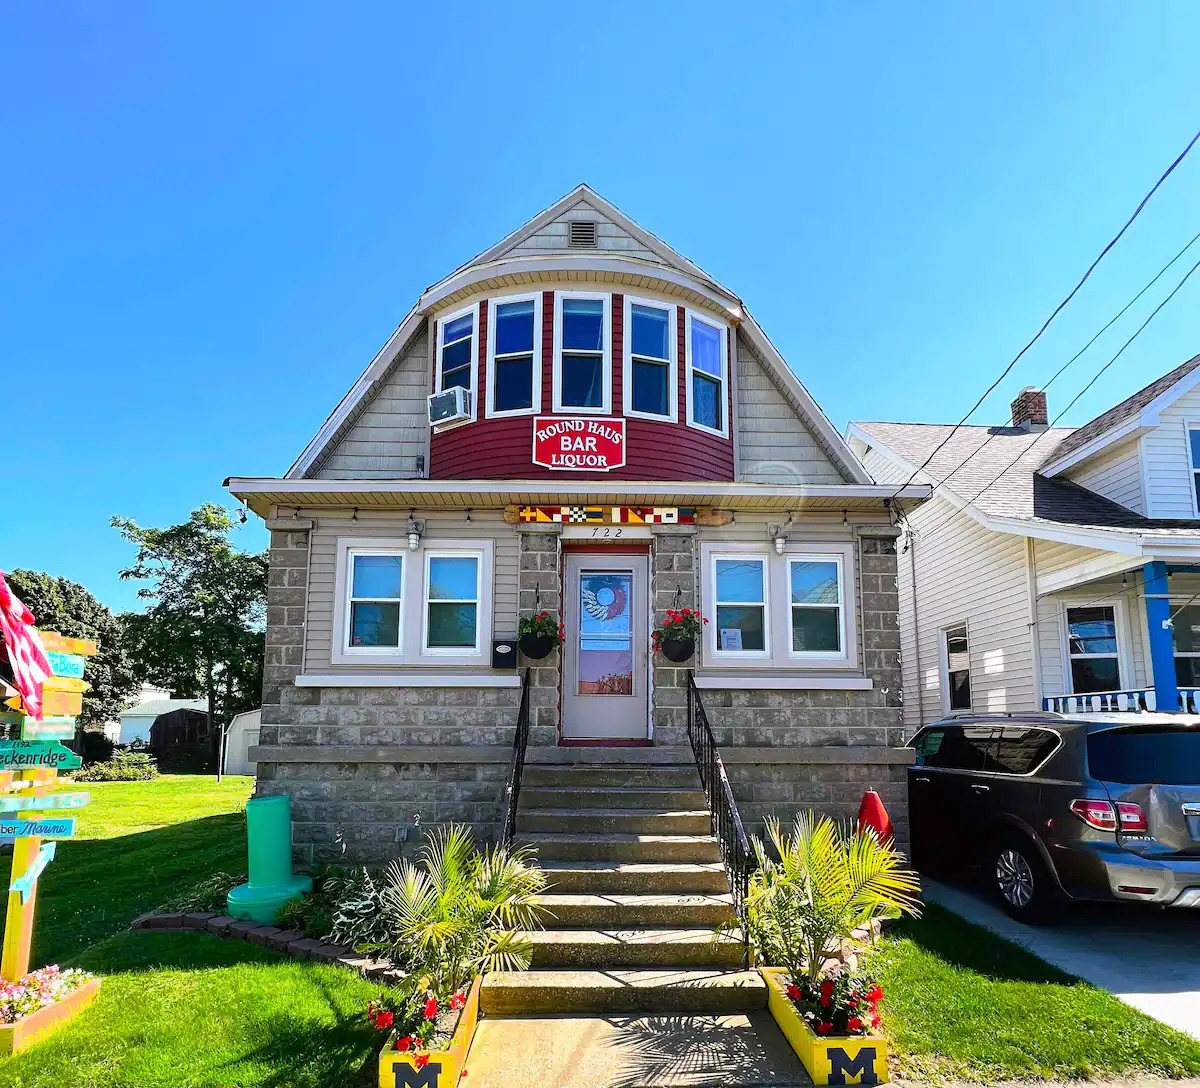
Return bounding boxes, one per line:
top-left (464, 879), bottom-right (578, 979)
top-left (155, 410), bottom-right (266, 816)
top-left (744, 812), bottom-right (920, 986)
top-left (379, 824), bottom-right (547, 998)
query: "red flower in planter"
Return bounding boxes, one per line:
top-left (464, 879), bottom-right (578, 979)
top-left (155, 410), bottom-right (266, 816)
top-left (820, 980), bottom-right (835, 996)
top-left (415, 1055), bottom-right (430, 1069)
top-left (848, 1017), bottom-right (863, 1032)
top-left (871, 1014), bottom-right (882, 1029)
top-left (866, 985), bottom-right (883, 1004)
top-left (819, 995), bottom-right (831, 1007)
top-left (424, 997), bottom-right (438, 1021)
top-left (786, 983), bottom-right (801, 1000)
top-left (450, 990), bottom-right (467, 1011)
top-left (817, 1022), bottom-right (833, 1036)
top-left (394, 1036), bottom-right (413, 1052)
top-left (374, 1011), bottom-right (394, 1030)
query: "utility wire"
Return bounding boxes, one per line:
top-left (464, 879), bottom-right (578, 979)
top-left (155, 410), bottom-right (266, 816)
top-left (887, 125), bottom-right (1200, 502)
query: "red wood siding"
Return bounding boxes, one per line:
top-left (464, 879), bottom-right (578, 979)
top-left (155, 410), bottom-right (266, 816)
top-left (429, 291), bottom-right (734, 481)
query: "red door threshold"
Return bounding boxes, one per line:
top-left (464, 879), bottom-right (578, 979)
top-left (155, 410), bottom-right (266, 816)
top-left (558, 738), bottom-right (654, 747)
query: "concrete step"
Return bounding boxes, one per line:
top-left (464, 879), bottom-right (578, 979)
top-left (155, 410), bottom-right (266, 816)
top-left (481, 968), bottom-right (767, 1015)
top-left (522, 764), bottom-right (700, 789)
top-left (538, 861), bottom-right (729, 894)
top-left (525, 927), bottom-right (745, 968)
top-left (517, 833), bottom-right (721, 864)
top-left (520, 786), bottom-right (707, 811)
top-left (536, 891), bottom-right (736, 927)
top-left (519, 808), bottom-right (712, 836)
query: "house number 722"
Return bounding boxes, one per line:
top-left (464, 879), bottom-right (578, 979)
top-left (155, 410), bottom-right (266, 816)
top-left (591, 526), bottom-right (623, 539)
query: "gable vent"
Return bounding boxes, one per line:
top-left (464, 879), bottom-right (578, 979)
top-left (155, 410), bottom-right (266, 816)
top-left (568, 220), bottom-right (598, 248)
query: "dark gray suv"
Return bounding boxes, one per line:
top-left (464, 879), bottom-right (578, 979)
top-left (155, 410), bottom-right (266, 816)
top-left (906, 713), bottom-right (1200, 922)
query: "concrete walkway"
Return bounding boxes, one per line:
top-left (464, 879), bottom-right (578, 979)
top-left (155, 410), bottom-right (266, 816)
top-left (467, 1013), bottom-right (811, 1087)
top-left (923, 877), bottom-right (1200, 1040)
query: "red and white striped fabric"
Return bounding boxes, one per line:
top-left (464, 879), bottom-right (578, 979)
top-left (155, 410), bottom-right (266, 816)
top-left (0, 571), bottom-right (51, 720)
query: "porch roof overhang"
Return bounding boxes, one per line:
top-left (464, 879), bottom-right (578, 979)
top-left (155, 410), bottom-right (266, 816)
top-left (224, 477), bottom-right (931, 521)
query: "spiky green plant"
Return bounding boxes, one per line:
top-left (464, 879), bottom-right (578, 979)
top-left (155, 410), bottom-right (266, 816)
top-left (744, 812), bottom-right (920, 986)
top-left (379, 824), bottom-right (547, 998)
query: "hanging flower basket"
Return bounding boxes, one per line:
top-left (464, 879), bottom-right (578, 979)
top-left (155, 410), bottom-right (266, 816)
top-left (518, 634), bottom-right (555, 660)
top-left (659, 637), bottom-right (696, 663)
top-left (518, 611), bottom-right (563, 660)
top-left (652, 608), bottom-right (706, 662)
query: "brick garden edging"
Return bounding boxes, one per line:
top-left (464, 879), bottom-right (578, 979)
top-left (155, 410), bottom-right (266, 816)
top-left (129, 912), bottom-right (405, 986)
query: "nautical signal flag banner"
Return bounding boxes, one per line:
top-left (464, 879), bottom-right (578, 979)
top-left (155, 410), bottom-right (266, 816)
top-left (0, 573), bottom-right (51, 721)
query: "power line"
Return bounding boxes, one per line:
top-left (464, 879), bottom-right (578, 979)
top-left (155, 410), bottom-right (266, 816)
top-left (887, 125), bottom-right (1200, 502)
top-left (915, 251), bottom-right (1200, 542)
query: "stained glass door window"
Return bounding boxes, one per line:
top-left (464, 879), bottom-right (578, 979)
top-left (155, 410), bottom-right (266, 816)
top-left (577, 571), bottom-right (633, 695)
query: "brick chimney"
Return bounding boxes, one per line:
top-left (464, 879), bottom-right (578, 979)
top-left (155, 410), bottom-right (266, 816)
top-left (1011, 386), bottom-right (1048, 430)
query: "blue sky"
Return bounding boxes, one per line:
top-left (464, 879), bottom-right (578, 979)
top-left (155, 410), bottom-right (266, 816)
top-left (2, 2), bottom-right (1199, 613)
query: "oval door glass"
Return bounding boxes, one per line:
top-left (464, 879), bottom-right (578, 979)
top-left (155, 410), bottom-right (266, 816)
top-left (578, 572), bottom-right (633, 695)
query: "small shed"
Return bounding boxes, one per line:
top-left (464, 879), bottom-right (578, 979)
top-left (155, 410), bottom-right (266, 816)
top-left (223, 709), bottom-right (260, 777)
top-left (149, 706), bottom-right (214, 772)
top-left (118, 697), bottom-right (207, 745)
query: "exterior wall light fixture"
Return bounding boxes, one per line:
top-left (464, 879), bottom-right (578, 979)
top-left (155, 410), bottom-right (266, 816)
top-left (407, 518), bottom-right (425, 551)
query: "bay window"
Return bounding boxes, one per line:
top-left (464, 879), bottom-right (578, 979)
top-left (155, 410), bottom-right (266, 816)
top-left (554, 293), bottom-right (611, 413)
top-left (487, 295), bottom-right (541, 416)
top-left (437, 307), bottom-right (475, 393)
top-left (686, 311), bottom-right (728, 436)
top-left (624, 298), bottom-right (676, 420)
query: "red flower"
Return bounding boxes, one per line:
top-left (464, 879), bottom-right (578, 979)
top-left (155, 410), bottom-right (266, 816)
top-left (817, 1022), bottom-right (833, 1036)
top-left (424, 997), bottom-right (438, 1021)
top-left (848, 1017), bottom-right (863, 1032)
top-left (866, 985), bottom-right (883, 1004)
top-left (703, 618), bottom-right (709, 624)
top-left (786, 983), bottom-right (801, 1000)
top-left (374, 1011), bottom-right (394, 1031)
top-left (415, 1054), bottom-right (430, 1069)
top-left (820, 980), bottom-right (835, 997)
top-left (819, 995), bottom-right (831, 1007)
top-left (871, 1014), bottom-right (881, 1029)
top-left (664, 617), bottom-right (673, 625)
top-left (394, 1036), bottom-right (413, 1052)
top-left (450, 990), bottom-right (466, 1011)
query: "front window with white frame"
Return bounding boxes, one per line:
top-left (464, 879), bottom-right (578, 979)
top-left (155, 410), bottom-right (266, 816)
top-left (554, 292), bottom-right (611, 413)
top-left (713, 556), bottom-right (768, 656)
top-left (437, 308), bottom-right (475, 394)
top-left (624, 298), bottom-right (676, 421)
top-left (487, 295), bottom-right (541, 417)
top-left (686, 311), bottom-right (728, 436)
top-left (424, 552), bottom-right (482, 653)
top-left (345, 551), bottom-right (404, 652)
top-left (1066, 606), bottom-right (1121, 694)
top-left (789, 557), bottom-right (844, 656)
top-left (941, 624), bottom-right (972, 711)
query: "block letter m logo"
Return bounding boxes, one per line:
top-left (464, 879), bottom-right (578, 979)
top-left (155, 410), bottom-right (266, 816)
top-left (393, 1061), bottom-right (443, 1088)
top-left (827, 1046), bottom-right (879, 1085)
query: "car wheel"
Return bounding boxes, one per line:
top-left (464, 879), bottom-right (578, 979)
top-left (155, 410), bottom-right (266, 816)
top-left (991, 837), bottom-right (1058, 924)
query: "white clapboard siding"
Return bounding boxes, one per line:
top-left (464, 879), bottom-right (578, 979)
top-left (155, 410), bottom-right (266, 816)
top-left (859, 449), bottom-right (1036, 726)
top-left (505, 200), bottom-right (660, 261)
top-left (736, 337), bottom-right (845, 485)
top-left (1067, 437), bottom-right (1144, 513)
top-left (1031, 538), bottom-right (1115, 578)
top-left (315, 330), bottom-right (430, 480)
top-left (1144, 384), bottom-right (1200, 518)
top-left (304, 509), bottom-right (519, 672)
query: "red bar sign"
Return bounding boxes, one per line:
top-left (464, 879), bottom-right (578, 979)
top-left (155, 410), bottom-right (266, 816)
top-left (532, 417), bottom-right (626, 472)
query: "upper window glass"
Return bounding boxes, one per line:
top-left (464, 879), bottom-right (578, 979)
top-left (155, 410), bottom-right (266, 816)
top-left (439, 312), bottom-right (474, 392)
top-left (629, 302), bottom-right (673, 418)
top-left (1067, 606), bottom-right (1121, 694)
top-left (789, 559), bottom-right (842, 654)
top-left (557, 296), bottom-right (608, 411)
top-left (687, 314), bottom-right (726, 435)
top-left (425, 554), bottom-right (480, 651)
top-left (490, 298), bottom-right (537, 415)
top-left (921, 725), bottom-right (996, 770)
top-left (993, 727), bottom-right (1059, 775)
top-left (714, 557), bottom-right (766, 653)
top-left (348, 553), bottom-right (403, 650)
top-left (944, 625), bottom-right (972, 711)
top-left (1173, 603), bottom-right (1200, 688)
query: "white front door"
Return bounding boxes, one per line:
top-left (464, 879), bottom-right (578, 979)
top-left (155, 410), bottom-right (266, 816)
top-left (561, 554), bottom-right (649, 740)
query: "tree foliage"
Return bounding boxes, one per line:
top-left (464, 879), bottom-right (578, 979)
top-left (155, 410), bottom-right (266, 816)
top-left (112, 504), bottom-right (267, 731)
top-left (4, 569), bottom-right (141, 729)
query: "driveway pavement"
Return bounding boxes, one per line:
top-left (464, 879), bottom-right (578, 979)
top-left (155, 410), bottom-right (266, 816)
top-left (923, 876), bottom-right (1200, 1040)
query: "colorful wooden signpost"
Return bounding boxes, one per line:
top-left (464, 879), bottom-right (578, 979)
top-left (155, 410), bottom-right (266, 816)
top-left (0, 630), bottom-right (100, 1051)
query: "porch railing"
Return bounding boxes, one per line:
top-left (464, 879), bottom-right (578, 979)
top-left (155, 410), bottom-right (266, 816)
top-left (685, 672), bottom-right (754, 962)
top-left (500, 668), bottom-right (532, 847)
top-left (1043, 689), bottom-right (1155, 713)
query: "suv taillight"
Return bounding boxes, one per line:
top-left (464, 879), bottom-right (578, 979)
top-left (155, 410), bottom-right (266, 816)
top-left (1070, 798), bottom-right (1148, 832)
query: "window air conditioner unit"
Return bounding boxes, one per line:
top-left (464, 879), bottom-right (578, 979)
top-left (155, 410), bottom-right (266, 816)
top-left (427, 387), bottom-right (472, 427)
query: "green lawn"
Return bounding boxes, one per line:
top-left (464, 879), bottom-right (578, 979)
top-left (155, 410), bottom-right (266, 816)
top-left (874, 903), bottom-right (1200, 1082)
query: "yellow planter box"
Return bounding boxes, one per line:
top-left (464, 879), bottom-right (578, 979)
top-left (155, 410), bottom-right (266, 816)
top-left (760, 967), bottom-right (888, 1086)
top-left (0, 978), bottom-right (100, 1056)
top-left (377, 975), bottom-right (480, 1088)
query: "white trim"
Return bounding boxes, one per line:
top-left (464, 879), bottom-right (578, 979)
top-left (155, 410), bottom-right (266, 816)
top-left (708, 552), bottom-right (771, 661)
top-left (1035, 552), bottom-right (1146, 596)
top-left (485, 293), bottom-right (543, 419)
top-left (295, 673), bottom-right (521, 688)
top-left (937, 621), bottom-right (972, 716)
top-left (622, 295), bottom-right (678, 423)
top-left (421, 547), bottom-right (489, 659)
top-left (786, 554), bottom-right (847, 661)
top-left (1039, 418), bottom-right (1148, 477)
top-left (552, 291), bottom-right (612, 414)
top-left (1059, 598), bottom-right (1133, 696)
top-left (433, 304), bottom-right (478, 431)
top-left (684, 309), bottom-right (729, 438)
top-left (694, 674), bottom-right (873, 691)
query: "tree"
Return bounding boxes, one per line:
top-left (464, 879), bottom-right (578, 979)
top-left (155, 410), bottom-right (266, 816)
top-left (4, 570), bottom-right (142, 730)
top-left (112, 504), bottom-right (267, 777)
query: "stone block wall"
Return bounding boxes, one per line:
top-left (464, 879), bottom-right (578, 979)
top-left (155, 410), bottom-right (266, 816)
top-left (263, 522), bottom-right (311, 705)
top-left (518, 528), bottom-right (562, 746)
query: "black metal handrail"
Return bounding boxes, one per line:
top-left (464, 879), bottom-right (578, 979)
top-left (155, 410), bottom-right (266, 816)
top-left (500, 668), bottom-right (532, 846)
top-left (686, 672), bottom-right (754, 960)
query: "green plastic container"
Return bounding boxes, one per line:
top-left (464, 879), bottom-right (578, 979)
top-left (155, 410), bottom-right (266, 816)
top-left (226, 795), bottom-right (312, 923)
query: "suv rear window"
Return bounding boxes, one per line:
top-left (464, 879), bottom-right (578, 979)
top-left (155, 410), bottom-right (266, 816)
top-left (1087, 728), bottom-right (1200, 785)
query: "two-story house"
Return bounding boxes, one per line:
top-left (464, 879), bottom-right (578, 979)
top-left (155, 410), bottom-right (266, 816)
top-left (849, 358), bottom-right (1200, 729)
top-left (225, 185), bottom-right (929, 865)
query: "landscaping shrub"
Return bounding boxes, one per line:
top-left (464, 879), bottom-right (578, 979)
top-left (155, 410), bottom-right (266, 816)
top-left (73, 751), bottom-right (159, 782)
top-left (157, 871), bottom-right (245, 914)
top-left (273, 865), bottom-right (385, 944)
top-left (79, 731), bottom-right (115, 766)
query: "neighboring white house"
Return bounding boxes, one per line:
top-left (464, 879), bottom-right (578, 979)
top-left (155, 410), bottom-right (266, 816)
top-left (118, 691), bottom-right (208, 744)
top-left (847, 356), bottom-right (1200, 727)
top-left (222, 709), bottom-right (259, 776)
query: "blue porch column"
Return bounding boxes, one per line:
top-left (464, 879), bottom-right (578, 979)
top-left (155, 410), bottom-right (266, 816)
top-left (1144, 561), bottom-right (1178, 712)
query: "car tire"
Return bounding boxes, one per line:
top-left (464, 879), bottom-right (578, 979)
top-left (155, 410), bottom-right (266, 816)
top-left (990, 836), bottom-right (1059, 924)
